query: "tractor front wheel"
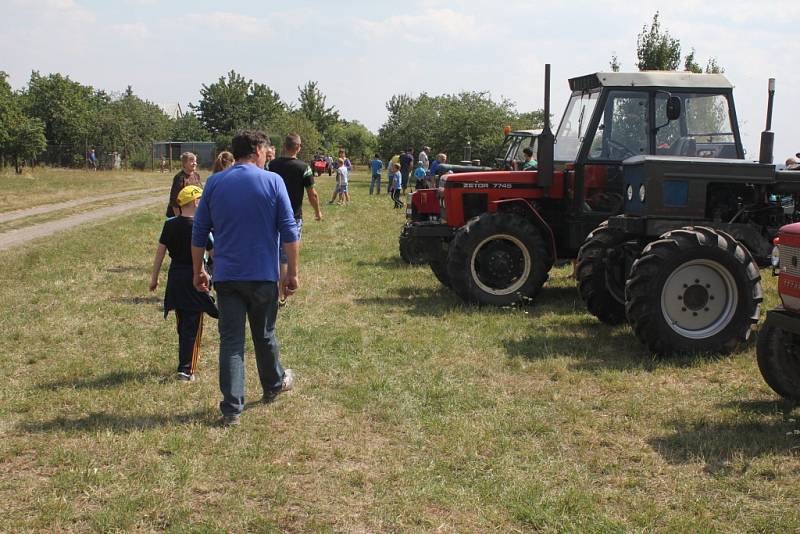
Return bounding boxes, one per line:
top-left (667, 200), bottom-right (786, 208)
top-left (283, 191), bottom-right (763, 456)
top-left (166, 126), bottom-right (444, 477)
top-left (576, 222), bottom-right (636, 325)
top-left (757, 324), bottom-right (800, 400)
top-left (399, 226), bottom-right (427, 265)
top-left (446, 212), bottom-right (551, 306)
top-left (625, 226), bottom-right (762, 356)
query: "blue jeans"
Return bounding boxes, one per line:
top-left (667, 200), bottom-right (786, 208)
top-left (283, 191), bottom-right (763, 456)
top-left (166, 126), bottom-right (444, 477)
top-left (215, 281), bottom-right (285, 416)
top-left (369, 174), bottom-right (381, 194)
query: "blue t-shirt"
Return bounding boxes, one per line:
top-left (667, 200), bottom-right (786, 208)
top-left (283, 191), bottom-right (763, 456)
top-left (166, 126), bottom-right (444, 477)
top-left (390, 171), bottom-right (402, 190)
top-left (192, 163), bottom-right (298, 282)
top-left (414, 166), bottom-right (426, 179)
top-left (370, 159), bottom-right (383, 175)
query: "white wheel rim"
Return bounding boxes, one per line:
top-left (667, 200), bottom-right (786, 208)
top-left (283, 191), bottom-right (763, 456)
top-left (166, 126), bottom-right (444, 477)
top-left (470, 233), bottom-right (531, 296)
top-left (660, 259), bottom-right (738, 339)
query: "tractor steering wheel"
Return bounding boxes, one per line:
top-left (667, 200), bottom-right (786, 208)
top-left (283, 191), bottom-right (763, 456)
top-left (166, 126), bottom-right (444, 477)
top-left (607, 139), bottom-right (636, 160)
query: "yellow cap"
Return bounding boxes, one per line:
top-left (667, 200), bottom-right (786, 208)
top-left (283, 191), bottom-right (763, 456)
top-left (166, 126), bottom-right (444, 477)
top-left (177, 185), bottom-right (202, 206)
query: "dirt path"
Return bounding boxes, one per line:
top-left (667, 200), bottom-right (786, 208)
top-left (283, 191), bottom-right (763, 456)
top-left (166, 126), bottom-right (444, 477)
top-left (0, 194), bottom-right (164, 252)
top-left (0, 187), bottom-right (167, 224)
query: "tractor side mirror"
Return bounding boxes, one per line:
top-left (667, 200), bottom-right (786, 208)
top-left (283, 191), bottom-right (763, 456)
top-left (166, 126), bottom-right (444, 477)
top-left (666, 96), bottom-right (681, 121)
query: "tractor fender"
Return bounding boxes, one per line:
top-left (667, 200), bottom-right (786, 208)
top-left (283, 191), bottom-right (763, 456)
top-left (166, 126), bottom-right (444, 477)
top-left (489, 198), bottom-right (557, 262)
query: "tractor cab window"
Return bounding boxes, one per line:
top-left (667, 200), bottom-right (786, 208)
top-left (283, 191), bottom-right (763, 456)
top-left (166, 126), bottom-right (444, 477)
top-left (656, 93), bottom-right (736, 158)
top-left (588, 90), bottom-right (650, 161)
top-left (498, 134), bottom-right (538, 169)
top-left (555, 90), bottom-right (600, 162)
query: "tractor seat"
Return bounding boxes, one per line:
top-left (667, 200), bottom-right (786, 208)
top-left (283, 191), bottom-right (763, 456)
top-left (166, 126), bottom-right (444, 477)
top-left (668, 137), bottom-right (697, 157)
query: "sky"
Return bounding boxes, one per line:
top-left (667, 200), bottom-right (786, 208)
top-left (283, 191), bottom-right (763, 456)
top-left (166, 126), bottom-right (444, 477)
top-left (2, 0), bottom-right (798, 161)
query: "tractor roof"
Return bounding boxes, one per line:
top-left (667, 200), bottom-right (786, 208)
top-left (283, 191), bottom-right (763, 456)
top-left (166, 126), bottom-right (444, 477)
top-left (511, 129), bottom-right (542, 137)
top-left (569, 71), bottom-right (733, 92)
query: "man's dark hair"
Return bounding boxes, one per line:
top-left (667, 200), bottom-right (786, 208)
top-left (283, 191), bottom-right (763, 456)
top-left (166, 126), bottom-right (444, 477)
top-left (523, 147), bottom-right (534, 157)
top-left (374, 153), bottom-right (380, 158)
top-left (284, 133), bottom-right (301, 151)
top-left (232, 130), bottom-right (270, 160)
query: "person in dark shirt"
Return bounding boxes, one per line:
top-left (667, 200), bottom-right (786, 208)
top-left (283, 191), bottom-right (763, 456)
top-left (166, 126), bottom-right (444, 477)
top-left (150, 185), bottom-right (217, 381)
top-left (166, 152), bottom-right (202, 217)
top-left (269, 133), bottom-right (322, 303)
top-left (399, 148), bottom-right (414, 195)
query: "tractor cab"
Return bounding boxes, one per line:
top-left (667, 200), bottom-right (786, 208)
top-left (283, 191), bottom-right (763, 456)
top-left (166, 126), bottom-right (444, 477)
top-left (556, 71), bottom-right (743, 218)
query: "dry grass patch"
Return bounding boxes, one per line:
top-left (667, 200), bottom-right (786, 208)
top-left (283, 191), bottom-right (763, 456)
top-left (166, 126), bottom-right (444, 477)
top-left (0, 168), bottom-right (799, 531)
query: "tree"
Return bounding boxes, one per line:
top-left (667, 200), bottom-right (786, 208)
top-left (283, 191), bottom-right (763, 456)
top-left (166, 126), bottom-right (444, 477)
top-left (329, 120), bottom-right (377, 164)
top-left (6, 115), bottom-right (46, 173)
top-left (192, 71), bottom-right (285, 138)
top-left (0, 71), bottom-right (15, 163)
top-left (609, 53), bottom-right (621, 72)
top-left (377, 91), bottom-right (531, 164)
top-left (297, 81), bottom-right (339, 143)
top-left (94, 86), bottom-right (172, 168)
top-left (22, 72), bottom-right (103, 165)
top-left (684, 48), bottom-right (702, 73)
top-left (171, 112), bottom-right (211, 142)
top-left (636, 12), bottom-right (681, 71)
top-left (267, 111), bottom-right (322, 162)
top-left (0, 72), bottom-right (46, 172)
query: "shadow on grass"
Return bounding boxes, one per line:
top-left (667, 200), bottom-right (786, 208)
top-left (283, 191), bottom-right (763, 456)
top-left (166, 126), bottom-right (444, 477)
top-left (353, 284), bottom-right (584, 318)
top-left (649, 417), bottom-right (800, 470)
top-left (355, 256), bottom-right (409, 269)
top-left (112, 295), bottom-right (161, 305)
top-left (36, 369), bottom-right (164, 391)
top-left (502, 321), bottom-right (731, 372)
top-left (720, 398), bottom-right (799, 416)
top-left (106, 265), bottom-right (141, 273)
top-left (19, 408), bottom-right (218, 434)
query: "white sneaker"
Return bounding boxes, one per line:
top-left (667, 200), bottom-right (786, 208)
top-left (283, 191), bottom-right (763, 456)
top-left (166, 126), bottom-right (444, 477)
top-left (263, 369), bottom-right (294, 402)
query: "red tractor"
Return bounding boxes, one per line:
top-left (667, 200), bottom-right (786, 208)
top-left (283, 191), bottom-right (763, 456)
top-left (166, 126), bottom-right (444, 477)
top-left (757, 222), bottom-right (800, 399)
top-left (401, 65), bottom-right (744, 306)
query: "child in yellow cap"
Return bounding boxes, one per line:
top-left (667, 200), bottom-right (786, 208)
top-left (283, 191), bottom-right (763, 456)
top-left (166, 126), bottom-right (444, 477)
top-left (150, 185), bottom-right (218, 381)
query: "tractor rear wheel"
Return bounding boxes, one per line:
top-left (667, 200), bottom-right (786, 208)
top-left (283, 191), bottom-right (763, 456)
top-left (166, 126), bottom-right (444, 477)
top-left (446, 212), bottom-right (551, 306)
top-left (576, 222), bottom-right (636, 325)
top-left (625, 226), bottom-right (762, 356)
top-left (756, 324), bottom-right (800, 400)
top-left (399, 225), bottom-right (426, 265)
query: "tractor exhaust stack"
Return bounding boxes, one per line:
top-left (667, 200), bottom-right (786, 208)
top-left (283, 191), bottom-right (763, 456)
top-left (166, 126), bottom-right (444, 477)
top-left (537, 63), bottom-right (554, 188)
top-left (759, 78), bottom-right (775, 164)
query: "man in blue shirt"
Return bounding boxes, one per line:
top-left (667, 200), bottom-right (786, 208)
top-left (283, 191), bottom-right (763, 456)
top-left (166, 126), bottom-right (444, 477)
top-left (369, 153), bottom-right (383, 195)
top-left (191, 130), bottom-right (299, 426)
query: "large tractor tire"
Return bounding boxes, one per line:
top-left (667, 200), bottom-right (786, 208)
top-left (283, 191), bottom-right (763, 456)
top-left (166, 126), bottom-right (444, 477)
top-left (756, 324), bottom-right (800, 400)
top-left (576, 221), bottom-right (635, 325)
top-left (446, 212), bottom-right (552, 306)
top-left (399, 225), bottom-right (427, 265)
top-left (430, 259), bottom-right (451, 288)
top-left (625, 227), bottom-right (762, 356)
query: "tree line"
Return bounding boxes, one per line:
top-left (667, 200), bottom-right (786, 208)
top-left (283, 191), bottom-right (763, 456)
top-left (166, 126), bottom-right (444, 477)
top-left (0, 12), bottom-right (720, 174)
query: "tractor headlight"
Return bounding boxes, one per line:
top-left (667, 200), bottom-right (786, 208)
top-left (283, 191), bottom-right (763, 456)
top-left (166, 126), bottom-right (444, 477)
top-left (771, 245), bottom-right (780, 267)
top-left (638, 184), bottom-right (646, 203)
top-left (626, 185), bottom-right (633, 201)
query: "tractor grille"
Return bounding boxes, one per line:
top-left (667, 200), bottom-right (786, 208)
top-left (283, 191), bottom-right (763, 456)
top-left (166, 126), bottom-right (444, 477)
top-left (780, 244), bottom-right (800, 277)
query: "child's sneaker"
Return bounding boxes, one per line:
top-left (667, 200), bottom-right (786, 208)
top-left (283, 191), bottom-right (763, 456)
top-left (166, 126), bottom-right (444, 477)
top-left (263, 369), bottom-right (294, 402)
top-left (177, 372), bottom-right (196, 382)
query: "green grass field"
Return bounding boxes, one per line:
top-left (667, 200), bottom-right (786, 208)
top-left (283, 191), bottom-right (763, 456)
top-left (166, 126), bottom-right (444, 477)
top-left (1, 168), bottom-right (798, 532)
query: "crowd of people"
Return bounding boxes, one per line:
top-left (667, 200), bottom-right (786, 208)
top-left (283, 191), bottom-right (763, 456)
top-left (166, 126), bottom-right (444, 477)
top-left (368, 147), bottom-right (448, 208)
top-left (150, 131), bottom-right (325, 426)
top-left (149, 137), bottom-right (450, 426)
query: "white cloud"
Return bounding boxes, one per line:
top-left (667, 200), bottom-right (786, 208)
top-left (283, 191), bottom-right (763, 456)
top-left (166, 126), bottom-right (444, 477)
top-left (353, 8), bottom-right (485, 45)
top-left (183, 11), bottom-right (265, 37)
top-left (107, 22), bottom-right (149, 39)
